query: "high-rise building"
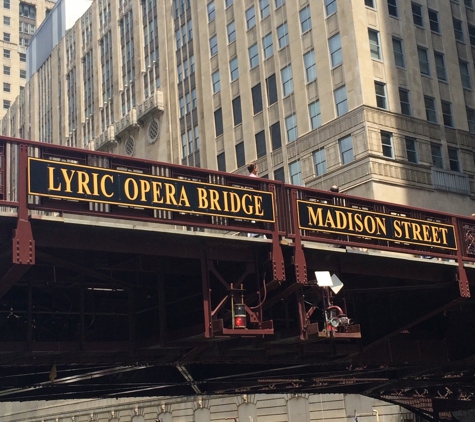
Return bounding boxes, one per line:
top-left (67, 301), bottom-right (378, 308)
top-left (0, 0), bottom-right (55, 119)
top-left (2, 0), bottom-right (475, 215)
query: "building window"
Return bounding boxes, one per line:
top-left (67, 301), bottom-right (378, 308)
top-left (424, 96), bottom-right (437, 123)
top-left (460, 61), bottom-right (472, 89)
top-left (285, 113), bottom-right (298, 142)
top-left (431, 144), bottom-right (443, 168)
top-left (314, 148), bottom-right (327, 176)
top-left (405, 137), bottom-right (418, 164)
top-left (381, 131), bottom-right (394, 158)
top-left (369, 29), bottom-right (381, 60)
top-left (209, 35), bottom-right (218, 56)
top-left (339, 135), bottom-right (354, 165)
top-left (300, 6), bottom-right (312, 33)
top-left (375, 82), bottom-right (387, 109)
top-left (3, 32), bottom-right (10, 42)
top-left (277, 22), bottom-right (289, 49)
top-left (275, 0), bottom-right (285, 8)
top-left (399, 88), bottom-right (411, 116)
top-left (289, 161), bottom-right (303, 186)
top-left (246, 6), bottom-right (256, 29)
top-left (334, 85), bottom-right (348, 116)
top-left (469, 24), bottom-right (475, 46)
top-left (309, 100), bottom-right (321, 129)
top-left (281, 64), bottom-right (293, 96)
top-left (225, 0), bottom-right (233, 7)
top-left (217, 152), bottom-right (226, 172)
top-left (207, 1), bottom-right (215, 21)
top-left (235, 142), bottom-right (245, 168)
top-left (260, 0), bottom-right (270, 19)
top-left (3, 82), bottom-right (10, 92)
top-left (392, 38), bottom-right (405, 68)
top-left (329, 33), bottom-right (342, 67)
top-left (448, 148), bottom-right (461, 172)
top-left (20, 69), bottom-right (26, 79)
top-left (3, 0), bottom-right (10, 9)
top-left (3, 48), bottom-right (10, 59)
top-left (304, 50), bottom-right (317, 82)
top-left (454, 18), bottom-right (464, 42)
top-left (428, 9), bottom-right (440, 33)
top-left (418, 47), bottom-right (430, 76)
top-left (388, 0), bottom-right (398, 17)
top-left (325, 0), bottom-right (337, 16)
top-left (270, 122), bottom-right (282, 150)
top-left (227, 21), bottom-right (236, 43)
top-left (179, 97), bottom-right (185, 117)
top-left (249, 43), bottom-right (259, 68)
top-left (262, 33), bottom-right (274, 59)
top-left (233, 96), bottom-right (242, 125)
top-left (212, 70), bottom-right (220, 93)
top-left (252, 83), bottom-right (263, 114)
top-left (3, 65), bottom-right (10, 75)
top-left (255, 130), bottom-right (266, 157)
top-left (365, 0), bottom-right (375, 8)
top-left (3, 15), bottom-right (10, 25)
top-left (441, 101), bottom-right (453, 127)
top-left (412, 2), bottom-right (423, 27)
top-left (230, 57), bottom-right (239, 81)
top-left (3, 99), bottom-right (10, 109)
top-left (215, 107), bottom-right (223, 136)
top-left (466, 0), bottom-right (474, 7)
top-left (266, 74), bottom-right (278, 105)
top-left (467, 107), bottom-right (475, 133)
top-left (274, 167), bottom-right (285, 182)
top-left (434, 52), bottom-right (447, 81)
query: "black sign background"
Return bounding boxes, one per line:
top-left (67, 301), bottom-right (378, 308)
top-left (298, 200), bottom-right (457, 250)
top-left (28, 158), bottom-right (275, 222)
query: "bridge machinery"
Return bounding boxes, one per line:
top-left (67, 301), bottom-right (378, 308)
top-left (0, 137), bottom-right (475, 421)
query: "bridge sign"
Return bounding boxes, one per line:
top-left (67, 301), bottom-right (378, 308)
top-left (28, 157), bottom-right (275, 222)
top-left (298, 200), bottom-right (457, 250)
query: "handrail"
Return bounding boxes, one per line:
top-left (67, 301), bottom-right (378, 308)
top-left (0, 136), bottom-right (474, 261)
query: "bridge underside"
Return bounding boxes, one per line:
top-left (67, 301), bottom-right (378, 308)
top-left (0, 215), bottom-right (474, 421)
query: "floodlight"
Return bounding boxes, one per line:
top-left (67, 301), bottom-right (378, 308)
top-left (315, 271), bottom-right (333, 287)
top-left (330, 274), bottom-right (344, 294)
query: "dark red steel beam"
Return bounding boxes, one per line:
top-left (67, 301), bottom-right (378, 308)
top-left (0, 264), bottom-right (30, 299)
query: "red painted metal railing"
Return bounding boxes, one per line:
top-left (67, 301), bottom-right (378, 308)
top-left (0, 136), bottom-right (474, 270)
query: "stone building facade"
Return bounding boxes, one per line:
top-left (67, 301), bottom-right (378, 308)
top-left (2, 0), bottom-right (475, 214)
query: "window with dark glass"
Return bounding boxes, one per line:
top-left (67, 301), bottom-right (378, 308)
top-left (387, 0), bottom-right (397, 17)
top-left (252, 83), bottom-right (263, 114)
top-left (381, 131), bottom-right (394, 158)
top-left (215, 108), bottom-right (223, 136)
top-left (274, 167), bottom-right (285, 182)
top-left (217, 152), bottom-right (226, 171)
top-left (428, 9), bottom-right (440, 33)
top-left (232, 96), bottom-right (242, 125)
top-left (425, 96), bottom-right (437, 123)
top-left (235, 142), bottom-right (245, 168)
top-left (266, 74), bottom-right (278, 105)
top-left (448, 147), bottom-right (460, 172)
top-left (255, 131), bottom-right (266, 157)
top-left (454, 18), bottom-right (464, 42)
top-left (441, 101), bottom-right (453, 127)
top-left (431, 144), bottom-right (443, 168)
top-left (412, 3), bottom-right (423, 27)
top-left (399, 88), bottom-right (411, 116)
top-left (405, 137), bottom-right (418, 163)
top-left (270, 122), bottom-right (282, 150)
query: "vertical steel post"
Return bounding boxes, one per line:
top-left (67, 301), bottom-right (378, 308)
top-left (12, 144), bottom-right (35, 265)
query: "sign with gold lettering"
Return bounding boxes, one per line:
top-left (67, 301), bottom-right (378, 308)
top-left (298, 200), bottom-right (457, 250)
top-left (28, 158), bottom-right (275, 222)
